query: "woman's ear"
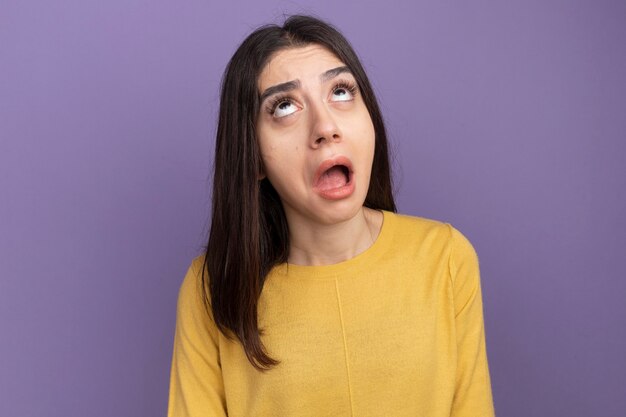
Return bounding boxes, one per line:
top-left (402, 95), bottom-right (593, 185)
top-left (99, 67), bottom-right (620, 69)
top-left (258, 161), bottom-right (266, 181)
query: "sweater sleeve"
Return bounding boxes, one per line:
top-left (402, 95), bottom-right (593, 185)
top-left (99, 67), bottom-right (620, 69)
top-left (447, 225), bottom-right (496, 416)
top-left (168, 259), bottom-right (228, 417)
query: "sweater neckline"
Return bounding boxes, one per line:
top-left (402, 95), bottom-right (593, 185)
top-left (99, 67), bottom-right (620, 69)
top-left (270, 209), bottom-right (395, 280)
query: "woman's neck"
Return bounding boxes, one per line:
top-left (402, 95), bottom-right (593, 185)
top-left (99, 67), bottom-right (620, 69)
top-left (285, 206), bottom-right (383, 266)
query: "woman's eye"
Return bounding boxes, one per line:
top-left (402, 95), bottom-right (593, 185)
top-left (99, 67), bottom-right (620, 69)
top-left (273, 100), bottom-right (298, 118)
top-left (331, 86), bottom-right (355, 102)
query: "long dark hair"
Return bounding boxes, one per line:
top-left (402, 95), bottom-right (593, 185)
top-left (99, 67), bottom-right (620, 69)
top-left (202, 14), bottom-right (396, 371)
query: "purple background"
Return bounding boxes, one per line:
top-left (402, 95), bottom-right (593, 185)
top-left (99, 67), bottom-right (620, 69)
top-left (1, 1), bottom-right (625, 416)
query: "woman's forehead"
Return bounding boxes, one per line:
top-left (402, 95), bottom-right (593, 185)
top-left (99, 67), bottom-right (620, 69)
top-left (258, 45), bottom-right (346, 91)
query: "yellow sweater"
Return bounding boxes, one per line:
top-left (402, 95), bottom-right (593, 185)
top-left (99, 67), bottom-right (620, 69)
top-left (168, 211), bottom-right (495, 416)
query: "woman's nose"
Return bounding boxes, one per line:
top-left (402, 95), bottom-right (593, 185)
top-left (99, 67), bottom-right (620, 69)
top-left (309, 102), bottom-right (342, 148)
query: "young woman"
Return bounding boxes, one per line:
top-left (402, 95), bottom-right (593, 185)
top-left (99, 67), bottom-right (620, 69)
top-left (168, 15), bottom-right (495, 417)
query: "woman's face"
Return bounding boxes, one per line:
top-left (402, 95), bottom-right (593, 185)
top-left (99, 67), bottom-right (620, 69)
top-left (256, 44), bottom-right (375, 225)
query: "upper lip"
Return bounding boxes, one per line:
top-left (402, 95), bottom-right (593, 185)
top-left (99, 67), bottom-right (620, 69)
top-left (313, 155), bottom-right (354, 187)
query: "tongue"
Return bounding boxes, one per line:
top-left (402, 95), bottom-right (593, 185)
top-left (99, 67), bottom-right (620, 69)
top-left (317, 166), bottom-right (348, 190)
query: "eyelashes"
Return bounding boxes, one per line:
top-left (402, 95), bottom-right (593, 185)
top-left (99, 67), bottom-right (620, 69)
top-left (332, 80), bottom-right (359, 102)
top-left (265, 80), bottom-right (359, 118)
top-left (266, 94), bottom-right (293, 117)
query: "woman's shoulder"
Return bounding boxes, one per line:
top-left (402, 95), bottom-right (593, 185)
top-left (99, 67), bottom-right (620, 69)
top-left (386, 210), bottom-right (450, 238)
top-left (176, 253), bottom-right (210, 310)
top-left (389, 211), bottom-right (446, 227)
top-left (189, 253), bottom-right (208, 275)
top-left (386, 210), bottom-right (474, 251)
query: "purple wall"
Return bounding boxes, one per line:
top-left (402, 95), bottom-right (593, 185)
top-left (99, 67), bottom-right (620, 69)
top-left (1, 1), bottom-right (624, 416)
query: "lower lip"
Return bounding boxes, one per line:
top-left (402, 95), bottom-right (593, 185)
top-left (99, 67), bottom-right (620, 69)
top-left (313, 176), bottom-right (356, 200)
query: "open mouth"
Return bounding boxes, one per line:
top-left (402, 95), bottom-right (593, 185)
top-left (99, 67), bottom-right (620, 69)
top-left (317, 165), bottom-right (351, 190)
top-left (313, 156), bottom-right (354, 194)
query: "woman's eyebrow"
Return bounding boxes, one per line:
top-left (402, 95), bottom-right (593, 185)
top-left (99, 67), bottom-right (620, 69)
top-left (320, 65), bottom-right (351, 83)
top-left (259, 80), bottom-right (301, 104)
top-left (259, 66), bottom-right (352, 103)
